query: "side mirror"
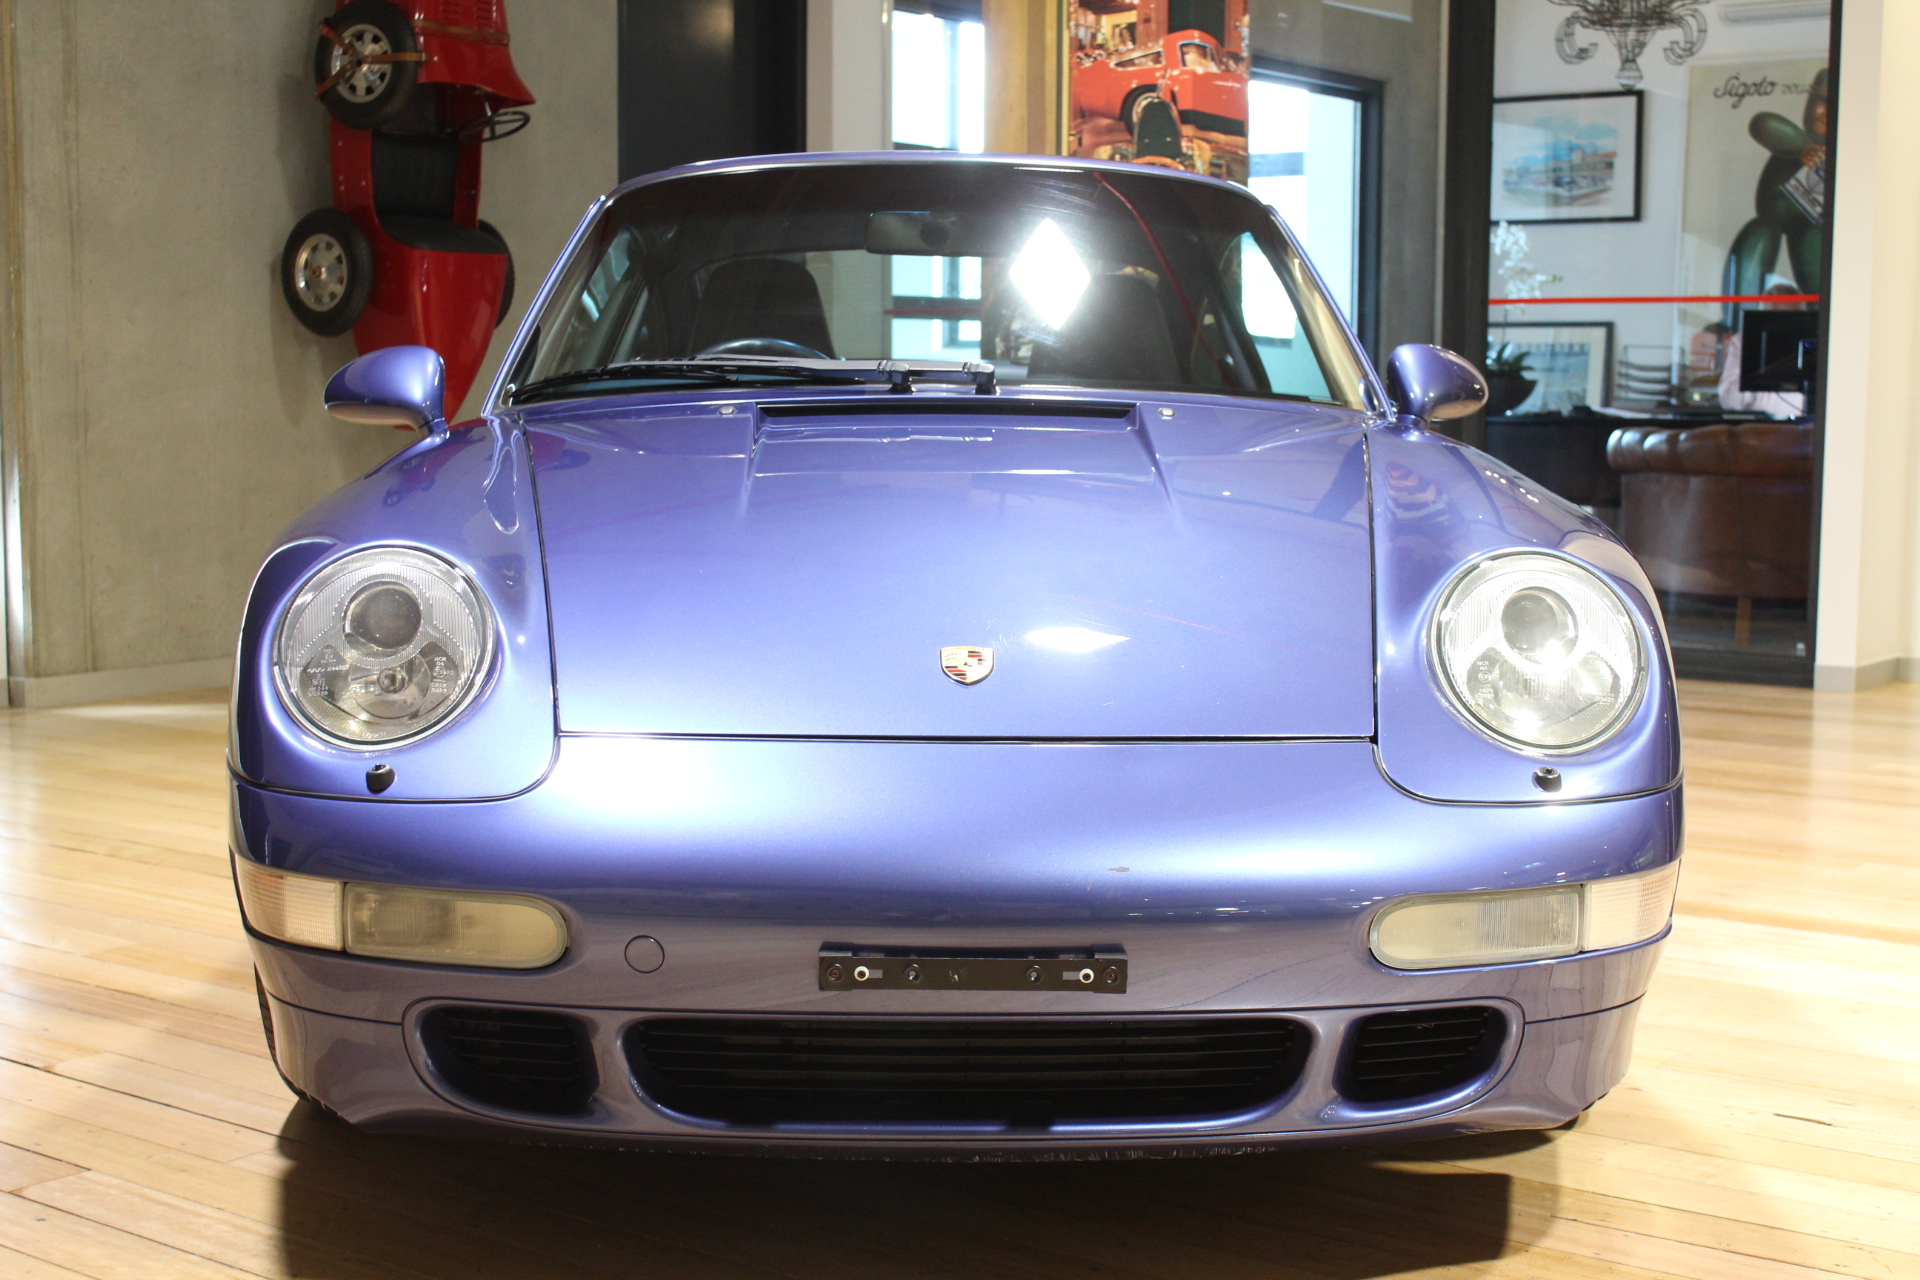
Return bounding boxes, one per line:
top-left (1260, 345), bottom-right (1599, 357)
top-left (1385, 344), bottom-right (1489, 427)
top-left (324, 346), bottom-right (447, 434)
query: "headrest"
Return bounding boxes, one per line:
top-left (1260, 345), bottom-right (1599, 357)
top-left (689, 258), bottom-right (837, 358)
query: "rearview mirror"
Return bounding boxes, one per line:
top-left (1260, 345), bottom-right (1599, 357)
top-left (324, 346), bottom-right (447, 434)
top-left (1385, 344), bottom-right (1488, 427)
top-left (865, 211), bottom-right (1006, 257)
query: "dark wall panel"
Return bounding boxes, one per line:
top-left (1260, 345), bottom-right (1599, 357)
top-left (1439, 0), bottom-right (1494, 442)
top-left (618, 0), bottom-right (807, 181)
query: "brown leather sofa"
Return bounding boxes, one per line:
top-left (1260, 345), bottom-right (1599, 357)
top-left (1605, 421), bottom-right (1814, 646)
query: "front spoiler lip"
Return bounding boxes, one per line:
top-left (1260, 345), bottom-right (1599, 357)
top-left (397, 997), bottom-right (1528, 1142)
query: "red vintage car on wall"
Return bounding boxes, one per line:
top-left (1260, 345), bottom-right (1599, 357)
top-left (1071, 30), bottom-right (1246, 141)
top-left (280, 1), bottom-right (533, 416)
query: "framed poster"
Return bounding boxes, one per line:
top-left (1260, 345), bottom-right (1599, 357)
top-left (1066, 2), bottom-right (1251, 184)
top-left (1491, 91), bottom-right (1643, 224)
top-left (1487, 321), bottom-right (1614, 414)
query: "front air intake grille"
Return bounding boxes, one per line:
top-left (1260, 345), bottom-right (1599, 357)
top-left (421, 1006), bottom-right (596, 1116)
top-left (1341, 1006), bottom-right (1505, 1102)
top-left (628, 1017), bottom-right (1306, 1125)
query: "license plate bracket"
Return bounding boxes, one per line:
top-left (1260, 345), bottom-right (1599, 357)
top-left (818, 946), bottom-right (1127, 993)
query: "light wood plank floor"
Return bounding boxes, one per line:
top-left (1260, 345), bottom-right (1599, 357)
top-left (0, 681), bottom-right (1913, 1279)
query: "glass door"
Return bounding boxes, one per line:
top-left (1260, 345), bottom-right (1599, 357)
top-left (1480, 1), bottom-right (1834, 684)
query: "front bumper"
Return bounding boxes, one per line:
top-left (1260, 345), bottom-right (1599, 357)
top-left (238, 736), bottom-right (1675, 1151)
top-left (262, 986), bottom-right (1643, 1155)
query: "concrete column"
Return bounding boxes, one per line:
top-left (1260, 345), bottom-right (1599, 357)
top-left (1815, 0), bottom-right (1920, 689)
top-left (808, 0), bottom-right (891, 152)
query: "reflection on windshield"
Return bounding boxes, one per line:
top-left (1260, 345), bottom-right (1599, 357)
top-left (512, 161), bottom-right (1367, 407)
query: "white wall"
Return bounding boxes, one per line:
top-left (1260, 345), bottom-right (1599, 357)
top-left (1815, 0), bottom-right (1920, 688)
top-left (1490, 0), bottom-right (1833, 365)
top-left (0, 1), bottom-right (617, 706)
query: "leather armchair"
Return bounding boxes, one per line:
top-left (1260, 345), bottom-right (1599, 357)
top-left (1605, 421), bottom-right (1814, 646)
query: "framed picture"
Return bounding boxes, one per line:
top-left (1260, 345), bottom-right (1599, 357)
top-left (1491, 91), bottom-right (1643, 224)
top-left (1488, 322), bottom-right (1614, 414)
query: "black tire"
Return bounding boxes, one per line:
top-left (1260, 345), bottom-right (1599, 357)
top-left (313, 0), bottom-right (419, 130)
top-left (256, 971), bottom-right (318, 1105)
top-left (479, 220), bottom-right (514, 327)
top-left (1120, 86), bottom-right (1158, 137)
top-left (281, 208), bottom-right (374, 336)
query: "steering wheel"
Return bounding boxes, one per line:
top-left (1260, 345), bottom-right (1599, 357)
top-left (693, 338), bottom-right (828, 360)
top-left (457, 109), bottom-right (532, 144)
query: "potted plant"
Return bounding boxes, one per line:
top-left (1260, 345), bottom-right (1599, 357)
top-left (1484, 344), bottom-right (1538, 417)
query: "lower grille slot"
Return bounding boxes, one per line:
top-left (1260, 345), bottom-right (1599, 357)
top-left (629, 1017), bottom-right (1307, 1124)
top-left (1340, 1006), bottom-right (1504, 1102)
top-left (422, 1006), bottom-right (597, 1116)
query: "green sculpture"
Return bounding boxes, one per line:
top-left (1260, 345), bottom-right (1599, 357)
top-left (1721, 68), bottom-right (1828, 326)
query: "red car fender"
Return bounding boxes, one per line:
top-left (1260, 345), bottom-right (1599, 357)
top-left (410, 1), bottom-right (534, 109)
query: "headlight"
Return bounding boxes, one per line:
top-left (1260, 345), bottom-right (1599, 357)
top-left (273, 547), bottom-right (493, 746)
top-left (234, 856), bottom-right (567, 969)
top-left (1430, 552), bottom-right (1646, 751)
top-left (1370, 863), bottom-right (1678, 970)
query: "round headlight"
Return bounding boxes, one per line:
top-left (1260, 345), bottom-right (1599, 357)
top-left (1430, 552), bottom-right (1646, 751)
top-left (273, 547), bottom-right (494, 746)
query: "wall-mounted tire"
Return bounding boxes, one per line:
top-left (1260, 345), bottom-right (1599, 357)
top-left (313, 0), bottom-right (419, 130)
top-left (281, 209), bottom-right (374, 336)
top-left (479, 220), bottom-right (514, 327)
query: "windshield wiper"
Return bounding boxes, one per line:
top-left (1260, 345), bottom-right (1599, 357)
top-left (508, 357), bottom-right (996, 404)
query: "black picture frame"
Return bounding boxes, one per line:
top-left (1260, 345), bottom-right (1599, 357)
top-left (1490, 90), bottom-right (1644, 225)
top-left (1485, 320), bottom-right (1616, 413)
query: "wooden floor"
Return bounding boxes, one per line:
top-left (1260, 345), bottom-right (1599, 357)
top-left (0, 681), bottom-right (1913, 1279)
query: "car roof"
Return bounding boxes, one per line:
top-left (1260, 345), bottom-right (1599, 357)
top-left (604, 150), bottom-right (1260, 204)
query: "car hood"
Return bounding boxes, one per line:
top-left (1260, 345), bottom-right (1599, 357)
top-left (526, 394), bottom-right (1375, 738)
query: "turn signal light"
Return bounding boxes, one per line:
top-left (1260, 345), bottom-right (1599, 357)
top-left (234, 855), bottom-right (567, 969)
top-left (1371, 863), bottom-right (1678, 971)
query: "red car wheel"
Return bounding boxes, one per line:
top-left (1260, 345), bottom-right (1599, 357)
top-left (313, 0), bottom-right (420, 130)
top-left (1122, 86), bottom-right (1163, 138)
top-left (281, 209), bottom-right (374, 337)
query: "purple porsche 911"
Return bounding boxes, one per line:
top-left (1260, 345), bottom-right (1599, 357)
top-left (231, 152), bottom-right (1680, 1156)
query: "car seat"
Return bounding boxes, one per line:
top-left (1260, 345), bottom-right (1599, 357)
top-left (688, 259), bottom-right (837, 358)
top-left (1026, 273), bottom-right (1181, 386)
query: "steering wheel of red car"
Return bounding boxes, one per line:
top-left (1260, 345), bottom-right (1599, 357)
top-left (457, 109), bottom-right (532, 145)
top-left (694, 338), bottom-right (829, 360)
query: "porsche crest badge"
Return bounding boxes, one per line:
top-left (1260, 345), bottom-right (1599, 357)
top-left (940, 646), bottom-right (994, 685)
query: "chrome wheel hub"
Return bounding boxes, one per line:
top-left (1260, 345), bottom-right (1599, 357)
top-left (294, 234), bottom-right (349, 311)
top-left (330, 24), bottom-right (393, 102)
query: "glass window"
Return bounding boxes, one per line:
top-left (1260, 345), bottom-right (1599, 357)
top-left (891, 6), bottom-right (985, 152)
top-left (1248, 76), bottom-right (1362, 333)
top-left (513, 161), bottom-right (1368, 407)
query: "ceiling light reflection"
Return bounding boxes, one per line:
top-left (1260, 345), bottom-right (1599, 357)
top-left (1026, 626), bottom-right (1127, 654)
top-left (1009, 218), bottom-right (1090, 330)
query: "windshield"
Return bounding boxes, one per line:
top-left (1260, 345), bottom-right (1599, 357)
top-left (508, 160), bottom-right (1370, 408)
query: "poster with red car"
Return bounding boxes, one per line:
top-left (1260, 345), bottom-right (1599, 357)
top-left (1068, 1), bottom-right (1250, 184)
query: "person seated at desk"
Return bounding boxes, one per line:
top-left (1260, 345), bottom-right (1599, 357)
top-left (1717, 330), bottom-right (1804, 419)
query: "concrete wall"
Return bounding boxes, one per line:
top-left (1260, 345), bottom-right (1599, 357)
top-left (0, 1), bottom-right (617, 706)
top-left (811, 0), bottom-right (891, 152)
top-left (1815, 0), bottom-right (1920, 689)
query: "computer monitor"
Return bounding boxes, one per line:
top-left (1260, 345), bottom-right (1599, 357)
top-left (1740, 310), bottom-right (1819, 393)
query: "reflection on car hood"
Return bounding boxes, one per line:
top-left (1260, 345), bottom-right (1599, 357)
top-left (526, 393), bottom-right (1375, 738)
